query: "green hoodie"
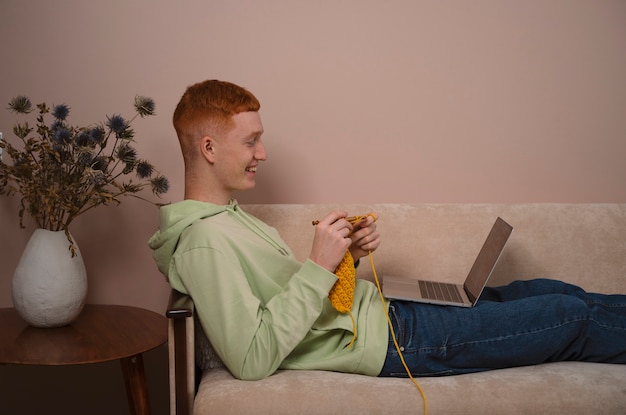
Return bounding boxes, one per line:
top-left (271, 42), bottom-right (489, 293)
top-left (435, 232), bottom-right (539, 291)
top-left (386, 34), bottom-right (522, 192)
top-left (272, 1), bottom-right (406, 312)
top-left (149, 199), bottom-right (388, 380)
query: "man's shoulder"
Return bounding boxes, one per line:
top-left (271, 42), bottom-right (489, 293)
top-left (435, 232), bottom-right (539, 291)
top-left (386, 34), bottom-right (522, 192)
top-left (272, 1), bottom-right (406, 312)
top-left (183, 212), bottom-right (237, 234)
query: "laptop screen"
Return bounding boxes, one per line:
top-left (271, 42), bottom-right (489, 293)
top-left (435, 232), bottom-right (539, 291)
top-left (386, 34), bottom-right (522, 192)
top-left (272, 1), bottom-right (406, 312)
top-left (464, 217), bottom-right (513, 303)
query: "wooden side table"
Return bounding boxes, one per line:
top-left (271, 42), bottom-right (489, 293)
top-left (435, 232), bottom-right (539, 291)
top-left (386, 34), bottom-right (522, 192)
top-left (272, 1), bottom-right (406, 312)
top-left (0, 304), bottom-right (167, 415)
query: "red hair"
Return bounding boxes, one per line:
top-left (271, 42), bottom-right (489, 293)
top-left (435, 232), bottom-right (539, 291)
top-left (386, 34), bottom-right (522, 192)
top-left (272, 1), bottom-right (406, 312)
top-left (173, 80), bottom-right (260, 158)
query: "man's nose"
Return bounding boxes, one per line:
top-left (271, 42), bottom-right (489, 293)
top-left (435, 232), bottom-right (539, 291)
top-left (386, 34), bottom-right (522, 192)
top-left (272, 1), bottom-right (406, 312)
top-left (255, 141), bottom-right (267, 160)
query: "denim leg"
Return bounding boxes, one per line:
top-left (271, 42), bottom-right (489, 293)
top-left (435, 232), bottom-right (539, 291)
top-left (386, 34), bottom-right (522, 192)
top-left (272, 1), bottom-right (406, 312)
top-left (482, 279), bottom-right (626, 318)
top-left (379, 279), bottom-right (626, 377)
top-left (482, 278), bottom-right (626, 306)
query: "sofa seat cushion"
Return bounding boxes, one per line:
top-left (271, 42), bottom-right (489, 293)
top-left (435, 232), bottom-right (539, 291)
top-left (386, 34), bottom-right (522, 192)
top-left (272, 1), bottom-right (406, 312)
top-left (194, 363), bottom-right (626, 414)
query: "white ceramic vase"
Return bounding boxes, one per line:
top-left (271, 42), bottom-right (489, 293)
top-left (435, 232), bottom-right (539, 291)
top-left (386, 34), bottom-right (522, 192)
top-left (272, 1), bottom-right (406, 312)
top-left (12, 228), bottom-right (88, 328)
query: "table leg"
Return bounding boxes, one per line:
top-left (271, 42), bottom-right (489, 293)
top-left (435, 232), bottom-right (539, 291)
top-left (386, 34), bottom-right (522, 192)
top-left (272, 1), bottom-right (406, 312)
top-left (121, 354), bottom-right (151, 415)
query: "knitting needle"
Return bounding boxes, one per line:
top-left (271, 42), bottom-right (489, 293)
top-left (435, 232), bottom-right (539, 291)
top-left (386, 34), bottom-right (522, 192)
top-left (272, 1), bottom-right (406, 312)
top-left (311, 216), bottom-right (369, 226)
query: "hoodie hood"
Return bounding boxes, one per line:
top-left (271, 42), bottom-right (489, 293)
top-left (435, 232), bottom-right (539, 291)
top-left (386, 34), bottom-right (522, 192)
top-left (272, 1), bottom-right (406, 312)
top-left (149, 199), bottom-right (288, 280)
top-left (148, 199), bottom-right (235, 278)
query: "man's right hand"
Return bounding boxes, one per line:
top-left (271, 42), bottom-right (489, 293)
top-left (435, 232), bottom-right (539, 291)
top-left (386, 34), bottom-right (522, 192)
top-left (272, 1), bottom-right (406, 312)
top-left (309, 211), bottom-right (353, 272)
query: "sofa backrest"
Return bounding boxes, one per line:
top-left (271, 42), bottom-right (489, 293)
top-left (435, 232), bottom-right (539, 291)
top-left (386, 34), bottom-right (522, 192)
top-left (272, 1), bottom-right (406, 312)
top-left (242, 203), bottom-right (626, 294)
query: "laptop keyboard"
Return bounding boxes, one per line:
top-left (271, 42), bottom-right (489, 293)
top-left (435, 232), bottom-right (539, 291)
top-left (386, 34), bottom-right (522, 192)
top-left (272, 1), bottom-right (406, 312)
top-left (419, 280), bottom-right (464, 303)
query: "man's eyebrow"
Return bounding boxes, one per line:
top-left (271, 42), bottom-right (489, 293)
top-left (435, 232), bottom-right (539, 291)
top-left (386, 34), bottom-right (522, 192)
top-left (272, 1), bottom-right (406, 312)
top-left (247, 129), bottom-right (264, 138)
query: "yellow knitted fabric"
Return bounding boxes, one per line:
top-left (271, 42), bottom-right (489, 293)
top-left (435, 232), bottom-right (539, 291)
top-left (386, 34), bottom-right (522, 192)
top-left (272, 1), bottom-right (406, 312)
top-left (329, 249), bottom-right (358, 348)
top-left (321, 214), bottom-right (377, 348)
top-left (329, 249), bottom-right (356, 314)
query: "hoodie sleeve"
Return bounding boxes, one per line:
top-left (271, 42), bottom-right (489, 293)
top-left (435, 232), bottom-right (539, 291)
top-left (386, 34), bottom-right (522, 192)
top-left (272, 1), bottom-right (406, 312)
top-left (172, 225), bottom-right (338, 381)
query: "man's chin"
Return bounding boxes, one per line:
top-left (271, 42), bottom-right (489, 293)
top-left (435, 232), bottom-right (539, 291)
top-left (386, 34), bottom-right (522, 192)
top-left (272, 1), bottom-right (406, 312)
top-left (241, 181), bottom-right (257, 191)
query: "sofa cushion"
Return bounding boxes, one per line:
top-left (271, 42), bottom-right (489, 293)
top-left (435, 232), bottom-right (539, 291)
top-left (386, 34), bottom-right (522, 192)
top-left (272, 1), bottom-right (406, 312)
top-left (194, 363), bottom-right (626, 414)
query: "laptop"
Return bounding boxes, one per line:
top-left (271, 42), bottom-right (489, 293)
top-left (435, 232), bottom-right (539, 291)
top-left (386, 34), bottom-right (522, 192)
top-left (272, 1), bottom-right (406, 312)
top-left (383, 217), bottom-right (513, 307)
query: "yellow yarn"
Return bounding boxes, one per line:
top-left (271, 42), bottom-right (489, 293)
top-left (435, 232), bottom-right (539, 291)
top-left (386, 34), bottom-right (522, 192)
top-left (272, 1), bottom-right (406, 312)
top-left (328, 249), bottom-right (356, 314)
top-left (313, 214), bottom-right (377, 348)
top-left (369, 250), bottom-right (429, 415)
top-left (330, 214), bottom-right (376, 348)
top-left (313, 212), bottom-right (428, 414)
top-left (329, 249), bottom-right (358, 348)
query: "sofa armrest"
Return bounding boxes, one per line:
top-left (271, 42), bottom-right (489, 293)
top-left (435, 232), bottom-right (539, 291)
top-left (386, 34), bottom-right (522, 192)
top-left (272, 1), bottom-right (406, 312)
top-left (166, 289), bottom-right (196, 415)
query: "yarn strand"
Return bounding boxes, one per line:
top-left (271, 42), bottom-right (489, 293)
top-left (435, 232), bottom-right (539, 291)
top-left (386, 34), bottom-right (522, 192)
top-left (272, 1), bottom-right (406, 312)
top-left (369, 249), bottom-right (429, 414)
top-left (313, 213), bottom-right (428, 413)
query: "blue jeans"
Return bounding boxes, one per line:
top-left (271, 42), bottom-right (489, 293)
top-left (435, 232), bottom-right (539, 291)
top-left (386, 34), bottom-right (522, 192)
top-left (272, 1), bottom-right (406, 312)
top-left (379, 278), bottom-right (626, 377)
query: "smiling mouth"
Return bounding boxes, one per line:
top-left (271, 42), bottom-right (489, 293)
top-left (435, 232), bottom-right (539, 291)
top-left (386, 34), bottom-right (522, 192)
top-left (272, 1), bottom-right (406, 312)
top-left (245, 166), bottom-right (257, 173)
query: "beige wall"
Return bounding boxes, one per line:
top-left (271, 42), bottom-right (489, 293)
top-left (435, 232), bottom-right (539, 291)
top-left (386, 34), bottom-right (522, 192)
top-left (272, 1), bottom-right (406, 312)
top-left (1, 1), bottom-right (625, 413)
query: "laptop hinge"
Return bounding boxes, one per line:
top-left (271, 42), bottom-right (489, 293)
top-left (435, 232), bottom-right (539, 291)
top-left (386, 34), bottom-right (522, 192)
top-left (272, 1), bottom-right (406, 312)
top-left (464, 284), bottom-right (477, 304)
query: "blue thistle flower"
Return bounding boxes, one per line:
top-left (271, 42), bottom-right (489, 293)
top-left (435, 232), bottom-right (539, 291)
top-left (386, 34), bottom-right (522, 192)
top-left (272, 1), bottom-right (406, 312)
top-left (106, 114), bottom-right (127, 134)
top-left (134, 95), bottom-right (156, 117)
top-left (91, 156), bottom-right (108, 172)
top-left (50, 120), bottom-right (65, 132)
top-left (75, 130), bottom-right (91, 147)
top-left (117, 144), bottom-right (137, 164)
top-left (89, 126), bottom-right (106, 145)
top-left (53, 128), bottom-right (72, 145)
top-left (8, 96), bottom-right (32, 114)
top-left (151, 175), bottom-right (169, 195)
top-left (136, 161), bottom-right (154, 178)
top-left (52, 104), bottom-right (70, 120)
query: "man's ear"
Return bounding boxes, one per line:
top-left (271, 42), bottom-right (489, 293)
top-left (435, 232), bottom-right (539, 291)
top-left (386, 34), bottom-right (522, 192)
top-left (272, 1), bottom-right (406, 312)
top-left (200, 135), bottom-right (216, 163)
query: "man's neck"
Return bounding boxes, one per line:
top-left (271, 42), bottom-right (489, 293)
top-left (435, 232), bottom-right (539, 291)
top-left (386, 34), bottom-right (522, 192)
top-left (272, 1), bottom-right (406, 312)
top-left (184, 189), bottom-right (230, 205)
top-left (184, 174), bottom-right (231, 205)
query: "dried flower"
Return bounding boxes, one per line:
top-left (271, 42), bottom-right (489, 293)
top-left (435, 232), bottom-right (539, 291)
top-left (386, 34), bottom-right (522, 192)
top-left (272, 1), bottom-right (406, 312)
top-left (0, 95), bottom-right (169, 254)
top-left (52, 104), bottom-right (70, 120)
top-left (151, 175), bottom-right (170, 195)
top-left (106, 114), bottom-right (127, 134)
top-left (134, 95), bottom-right (156, 117)
top-left (136, 161), bottom-right (154, 178)
top-left (8, 96), bottom-right (32, 113)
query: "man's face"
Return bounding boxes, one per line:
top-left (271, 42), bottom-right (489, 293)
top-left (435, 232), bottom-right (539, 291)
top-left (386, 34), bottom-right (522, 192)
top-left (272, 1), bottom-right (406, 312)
top-left (211, 111), bottom-right (266, 196)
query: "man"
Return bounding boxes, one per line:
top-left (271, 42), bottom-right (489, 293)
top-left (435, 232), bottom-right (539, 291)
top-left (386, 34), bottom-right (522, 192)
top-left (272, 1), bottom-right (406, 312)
top-left (149, 79), bottom-right (626, 381)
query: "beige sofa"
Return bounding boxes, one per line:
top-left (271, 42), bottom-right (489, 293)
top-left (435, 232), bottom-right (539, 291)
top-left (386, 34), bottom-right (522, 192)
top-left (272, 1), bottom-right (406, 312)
top-left (166, 203), bottom-right (626, 414)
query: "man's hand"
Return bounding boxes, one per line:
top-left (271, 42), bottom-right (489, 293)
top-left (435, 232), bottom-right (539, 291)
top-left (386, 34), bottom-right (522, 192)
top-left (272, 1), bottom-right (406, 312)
top-left (349, 213), bottom-right (380, 260)
top-left (309, 211), bottom-right (353, 272)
